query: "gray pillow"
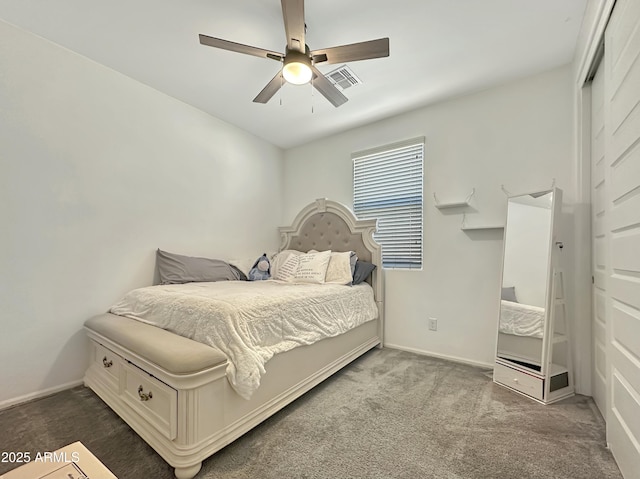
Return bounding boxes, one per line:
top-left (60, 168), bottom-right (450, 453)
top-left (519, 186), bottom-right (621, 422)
top-left (352, 260), bottom-right (376, 285)
top-left (349, 252), bottom-right (358, 276)
top-left (228, 264), bottom-right (248, 281)
top-left (501, 286), bottom-right (518, 302)
top-left (156, 249), bottom-right (243, 284)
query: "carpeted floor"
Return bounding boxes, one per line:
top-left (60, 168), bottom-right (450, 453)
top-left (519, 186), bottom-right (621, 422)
top-left (0, 348), bottom-right (623, 479)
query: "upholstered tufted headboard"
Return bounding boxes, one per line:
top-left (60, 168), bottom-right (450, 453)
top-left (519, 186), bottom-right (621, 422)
top-left (279, 198), bottom-right (384, 342)
top-left (283, 212), bottom-right (372, 262)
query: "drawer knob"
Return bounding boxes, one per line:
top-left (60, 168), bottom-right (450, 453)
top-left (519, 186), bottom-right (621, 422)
top-left (513, 378), bottom-right (519, 383)
top-left (138, 385), bottom-right (153, 402)
top-left (102, 356), bottom-right (113, 368)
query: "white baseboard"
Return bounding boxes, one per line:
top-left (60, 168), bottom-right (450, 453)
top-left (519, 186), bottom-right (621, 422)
top-left (1, 348), bottom-right (493, 411)
top-left (384, 343), bottom-right (494, 369)
top-left (0, 379), bottom-right (85, 411)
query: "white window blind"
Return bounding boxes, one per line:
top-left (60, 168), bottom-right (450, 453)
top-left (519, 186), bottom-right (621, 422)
top-left (353, 138), bottom-right (424, 269)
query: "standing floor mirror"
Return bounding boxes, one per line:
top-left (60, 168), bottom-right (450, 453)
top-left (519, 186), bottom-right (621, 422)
top-left (493, 187), bottom-right (574, 404)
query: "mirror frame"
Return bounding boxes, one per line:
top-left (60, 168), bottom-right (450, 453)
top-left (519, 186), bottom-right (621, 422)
top-left (495, 187), bottom-right (560, 375)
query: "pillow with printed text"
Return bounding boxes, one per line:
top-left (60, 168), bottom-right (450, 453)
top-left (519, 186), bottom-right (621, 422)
top-left (274, 250), bottom-right (332, 284)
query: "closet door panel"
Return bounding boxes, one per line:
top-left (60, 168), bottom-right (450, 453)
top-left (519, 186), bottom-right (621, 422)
top-left (604, 0), bottom-right (640, 475)
top-left (611, 370), bottom-right (640, 452)
top-left (611, 304), bottom-right (640, 367)
top-left (609, 275), bottom-right (640, 312)
top-left (610, 143), bottom-right (640, 203)
top-left (611, 232), bottom-right (640, 272)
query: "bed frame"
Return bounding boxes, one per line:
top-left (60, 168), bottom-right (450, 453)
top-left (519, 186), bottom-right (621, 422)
top-left (83, 198), bottom-right (384, 479)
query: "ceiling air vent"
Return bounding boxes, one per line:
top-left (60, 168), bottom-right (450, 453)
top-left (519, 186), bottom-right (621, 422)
top-left (325, 65), bottom-right (362, 91)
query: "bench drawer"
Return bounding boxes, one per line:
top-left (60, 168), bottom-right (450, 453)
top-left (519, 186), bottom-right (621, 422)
top-left (92, 342), bottom-right (121, 391)
top-left (121, 361), bottom-right (178, 440)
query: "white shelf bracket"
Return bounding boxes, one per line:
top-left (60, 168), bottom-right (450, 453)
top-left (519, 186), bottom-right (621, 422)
top-left (465, 188), bottom-right (476, 204)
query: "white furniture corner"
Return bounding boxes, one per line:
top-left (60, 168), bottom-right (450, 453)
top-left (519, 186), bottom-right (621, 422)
top-left (1, 442), bottom-right (117, 479)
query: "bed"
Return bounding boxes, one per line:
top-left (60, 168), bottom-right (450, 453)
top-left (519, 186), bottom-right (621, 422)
top-left (83, 198), bottom-right (384, 479)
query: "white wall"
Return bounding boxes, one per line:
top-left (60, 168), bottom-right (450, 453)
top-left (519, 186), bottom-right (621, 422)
top-left (283, 66), bottom-right (574, 369)
top-left (0, 21), bottom-right (283, 407)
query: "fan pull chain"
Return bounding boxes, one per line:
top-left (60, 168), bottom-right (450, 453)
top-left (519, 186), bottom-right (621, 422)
top-left (311, 74), bottom-right (314, 114)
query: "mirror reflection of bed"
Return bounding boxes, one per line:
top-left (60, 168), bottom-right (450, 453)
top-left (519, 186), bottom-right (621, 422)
top-left (498, 299), bottom-right (546, 370)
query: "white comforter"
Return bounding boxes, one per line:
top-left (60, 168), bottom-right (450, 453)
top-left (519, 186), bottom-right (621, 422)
top-left (109, 281), bottom-right (378, 399)
top-left (499, 300), bottom-right (545, 338)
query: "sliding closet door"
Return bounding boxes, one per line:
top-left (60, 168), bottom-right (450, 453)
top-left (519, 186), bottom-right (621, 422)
top-left (590, 63), bottom-right (608, 418)
top-left (603, 0), bottom-right (640, 475)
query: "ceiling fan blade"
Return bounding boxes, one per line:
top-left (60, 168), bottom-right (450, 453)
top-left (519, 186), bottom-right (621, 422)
top-left (311, 37), bottom-right (389, 65)
top-left (310, 65), bottom-right (348, 107)
top-left (199, 34), bottom-right (283, 61)
top-left (253, 71), bottom-right (284, 104)
top-left (281, 0), bottom-right (306, 53)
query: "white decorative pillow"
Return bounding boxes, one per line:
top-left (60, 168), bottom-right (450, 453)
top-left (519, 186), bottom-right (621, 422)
top-left (324, 251), bottom-right (355, 285)
top-left (293, 250), bottom-right (332, 283)
top-left (275, 253), bottom-right (300, 282)
top-left (271, 250), bottom-right (303, 280)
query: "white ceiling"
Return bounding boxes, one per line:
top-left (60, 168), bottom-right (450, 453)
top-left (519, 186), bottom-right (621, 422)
top-left (0, 0), bottom-right (588, 149)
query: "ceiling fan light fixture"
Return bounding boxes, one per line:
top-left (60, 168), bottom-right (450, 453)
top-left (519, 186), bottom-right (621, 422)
top-left (199, 1), bottom-right (389, 107)
top-left (282, 50), bottom-right (312, 85)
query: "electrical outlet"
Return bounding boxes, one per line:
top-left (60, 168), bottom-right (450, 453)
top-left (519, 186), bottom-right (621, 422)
top-left (428, 317), bottom-right (438, 331)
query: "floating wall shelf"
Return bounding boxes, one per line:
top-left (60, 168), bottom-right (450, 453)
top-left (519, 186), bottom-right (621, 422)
top-left (460, 213), bottom-right (504, 231)
top-left (435, 201), bottom-right (470, 210)
top-left (433, 188), bottom-right (475, 209)
top-left (461, 225), bottom-right (505, 231)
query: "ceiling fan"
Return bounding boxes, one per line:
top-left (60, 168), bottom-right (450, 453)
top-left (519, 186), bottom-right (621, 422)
top-left (199, 0), bottom-right (389, 107)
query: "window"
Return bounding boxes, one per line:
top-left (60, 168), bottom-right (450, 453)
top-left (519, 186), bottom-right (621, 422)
top-left (352, 137), bottom-right (424, 269)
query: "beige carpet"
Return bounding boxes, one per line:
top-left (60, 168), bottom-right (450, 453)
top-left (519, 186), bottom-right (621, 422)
top-left (0, 348), bottom-right (623, 478)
